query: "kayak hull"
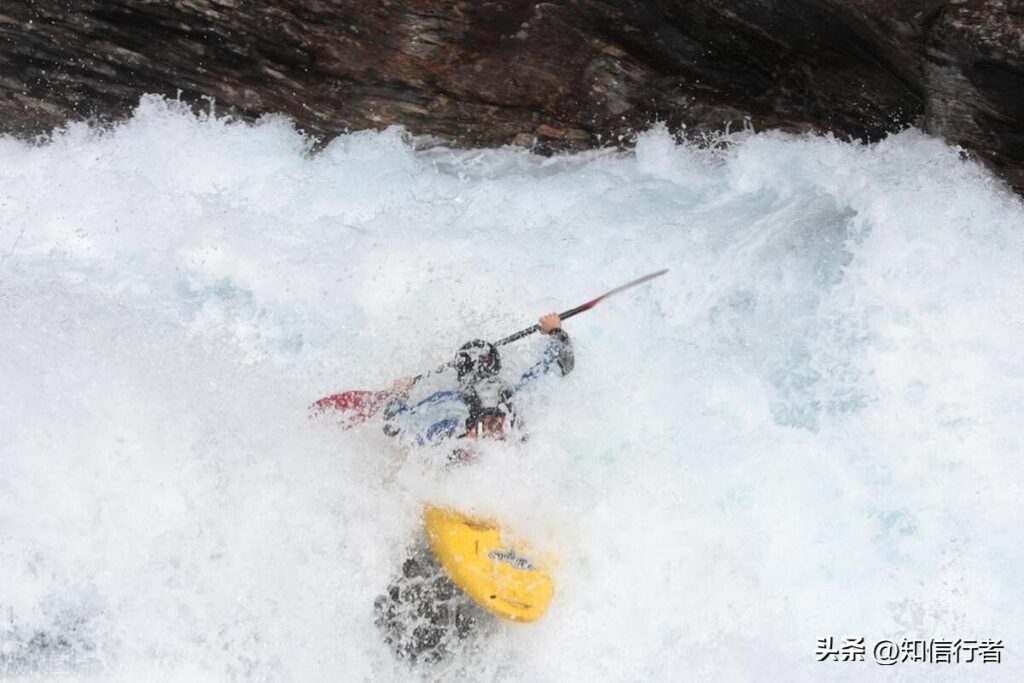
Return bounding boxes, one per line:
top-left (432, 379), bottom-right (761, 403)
top-left (423, 505), bottom-right (554, 622)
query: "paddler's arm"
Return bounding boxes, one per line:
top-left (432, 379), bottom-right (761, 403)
top-left (382, 378), bottom-right (463, 438)
top-left (382, 377), bottom-right (416, 418)
top-left (514, 313), bottom-right (574, 390)
top-left (381, 378), bottom-right (414, 436)
top-left (539, 312), bottom-right (574, 375)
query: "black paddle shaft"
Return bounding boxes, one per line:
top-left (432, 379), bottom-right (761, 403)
top-left (411, 269), bottom-right (668, 382)
top-left (493, 301), bottom-right (591, 346)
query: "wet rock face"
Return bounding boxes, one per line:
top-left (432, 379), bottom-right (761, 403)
top-left (0, 1), bottom-right (1021, 189)
top-left (923, 0), bottom-right (1024, 190)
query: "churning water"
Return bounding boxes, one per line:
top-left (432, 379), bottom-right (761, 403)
top-left (1, 97), bottom-right (1022, 681)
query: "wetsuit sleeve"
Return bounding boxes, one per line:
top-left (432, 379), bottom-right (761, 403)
top-left (514, 329), bottom-right (574, 390)
top-left (382, 389), bottom-right (463, 440)
top-left (382, 392), bottom-right (411, 437)
top-left (547, 329), bottom-right (574, 376)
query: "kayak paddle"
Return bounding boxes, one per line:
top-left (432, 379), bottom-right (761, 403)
top-left (311, 268), bottom-right (668, 426)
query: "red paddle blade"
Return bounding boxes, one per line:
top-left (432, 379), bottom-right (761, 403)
top-left (310, 390), bottom-right (393, 428)
top-left (580, 268), bottom-right (669, 311)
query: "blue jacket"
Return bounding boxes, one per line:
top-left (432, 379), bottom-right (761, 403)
top-left (383, 330), bottom-right (574, 446)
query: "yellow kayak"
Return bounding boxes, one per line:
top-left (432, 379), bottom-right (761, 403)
top-left (423, 505), bottom-right (554, 622)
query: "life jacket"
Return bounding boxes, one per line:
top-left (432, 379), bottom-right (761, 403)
top-left (460, 376), bottom-right (515, 440)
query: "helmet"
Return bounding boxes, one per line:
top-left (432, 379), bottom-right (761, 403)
top-left (454, 339), bottom-right (501, 382)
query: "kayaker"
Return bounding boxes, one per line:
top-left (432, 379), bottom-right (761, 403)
top-left (380, 312), bottom-right (574, 460)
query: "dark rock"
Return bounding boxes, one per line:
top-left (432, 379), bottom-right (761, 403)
top-left (0, 1), bottom-right (1021, 190)
top-left (923, 0), bottom-right (1024, 190)
top-left (374, 542), bottom-right (485, 665)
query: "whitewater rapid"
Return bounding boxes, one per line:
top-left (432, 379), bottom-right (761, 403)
top-left (1, 96), bottom-right (1022, 681)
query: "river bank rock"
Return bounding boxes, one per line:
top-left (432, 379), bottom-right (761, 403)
top-left (0, 1), bottom-right (1020, 190)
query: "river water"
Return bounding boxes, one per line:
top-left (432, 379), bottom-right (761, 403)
top-left (1, 96), bottom-right (1022, 681)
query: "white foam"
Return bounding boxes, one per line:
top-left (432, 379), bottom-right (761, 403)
top-left (1, 97), bottom-right (1021, 680)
